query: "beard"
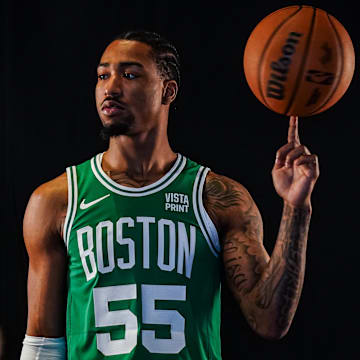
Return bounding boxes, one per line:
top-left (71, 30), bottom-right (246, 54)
top-left (99, 114), bottom-right (134, 141)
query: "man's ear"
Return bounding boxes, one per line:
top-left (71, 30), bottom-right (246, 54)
top-left (162, 80), bottom-right (178, 105)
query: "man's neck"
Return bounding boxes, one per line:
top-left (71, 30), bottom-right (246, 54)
top-left (102, 130), bottom-right (177, 180)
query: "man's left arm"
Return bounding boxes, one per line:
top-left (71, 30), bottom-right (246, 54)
top-left (204, 116), bottom-right (319, 340)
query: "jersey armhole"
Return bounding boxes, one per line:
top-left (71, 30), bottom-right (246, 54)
top-left (63, 166), bottom-right (78, 249)
top-left (193, 166), bottom-right (221, 257)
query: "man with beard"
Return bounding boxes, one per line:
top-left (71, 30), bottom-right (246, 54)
top-left (20, 31), bottom-right (319, 359)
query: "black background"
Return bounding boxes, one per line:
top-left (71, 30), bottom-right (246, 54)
top-left (1, 0), bottom-right (358, 359)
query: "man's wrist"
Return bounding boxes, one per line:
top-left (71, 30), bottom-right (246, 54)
top-left (283, 200), bottom-right (312, 214)
top-left (20, 335), bottom-right (66, 360)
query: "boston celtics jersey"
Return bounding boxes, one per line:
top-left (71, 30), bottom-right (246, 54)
top-left (63, 153), bottom-right (222, 359)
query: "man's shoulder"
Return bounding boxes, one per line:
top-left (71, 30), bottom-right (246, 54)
top-left (30, 152), bottom-right (99, 206)
top-left (30, 172), bottom-right (68, 210)
top-left (203, 171), bottom-right (256, 232)
top-left (205, 171), bottom-right (252, 200)
top-left (23, 172), bottom-right (69, 243)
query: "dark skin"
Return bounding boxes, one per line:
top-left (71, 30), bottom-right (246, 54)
top-left (23, 39), bottom-right (319, 340)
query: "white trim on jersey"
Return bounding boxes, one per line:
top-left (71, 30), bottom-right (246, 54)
top-left (98, 152), bottom-right (183, 192)
top-left (63, 166), bottom-right (78, 248)
top-left (90, 153), bottom-right (187, 197)
top-left (198, 168), bottom-right (221, 253)
top-left (193, 166), bottom-right (220, 257)
top-left (63, 167), bottom-right (73, 246)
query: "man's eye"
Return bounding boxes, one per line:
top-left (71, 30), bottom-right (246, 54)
top-left (123, 72), bottom-right (136, 80)
top-left (97, 74), bottom-right (108, 80)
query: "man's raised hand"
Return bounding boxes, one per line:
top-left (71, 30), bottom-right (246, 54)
top-left (272, 116), bottom-right (319, 208)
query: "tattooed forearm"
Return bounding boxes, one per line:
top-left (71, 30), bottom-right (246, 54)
top-left (254, 203), bottom-right (311, 331)
top-left (275, 205), bottom-right (309, 328)
top-left (254, 261), bottom-right (283, 309)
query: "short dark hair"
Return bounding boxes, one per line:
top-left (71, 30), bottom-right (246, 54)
top-left (112, 30), bottom-right (181, 88)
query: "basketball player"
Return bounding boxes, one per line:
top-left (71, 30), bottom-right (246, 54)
top-left (20, 31), bottom-right (319, 359)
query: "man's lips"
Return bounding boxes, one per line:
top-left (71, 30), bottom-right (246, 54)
top-left (102, 107), bottom-right (125, 115)
top-left (101, 100), bottom-right (126, 116)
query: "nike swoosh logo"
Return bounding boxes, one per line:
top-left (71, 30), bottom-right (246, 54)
top-left (80, 194), bottom-right (110, 210)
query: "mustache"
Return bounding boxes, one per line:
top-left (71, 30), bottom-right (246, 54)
top-left (101, 96), bottom-right (127, 107)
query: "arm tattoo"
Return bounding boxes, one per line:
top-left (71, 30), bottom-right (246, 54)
top-left (276, 205), bottom-right (309, 329)
top-left (223, 234), bottom-right (265, 297)
top-left (205, 173), bottom-right (311, 336)
top-left (222, 198), bottom-right (267, 303)
top-left (204, 174), bottom-right (263, 238)
top-left (238, 201), bottom-right (263, 243)
top-left (205, 174), bottom-right (265, 297)
top-left (254, 204), bottom-right (311, 330)
top-left (204, 176), bottom-right (247, 223)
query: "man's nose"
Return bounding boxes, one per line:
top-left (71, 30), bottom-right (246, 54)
top-left (104, 74), bottom-right (123, 97)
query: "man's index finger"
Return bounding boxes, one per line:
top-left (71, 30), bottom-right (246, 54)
top-left (288, 115), bottom-right (300, 144)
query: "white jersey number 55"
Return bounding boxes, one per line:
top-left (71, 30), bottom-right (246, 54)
top-left (93, 284), bottom-right (186, 356)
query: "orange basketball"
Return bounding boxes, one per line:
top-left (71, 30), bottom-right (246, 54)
top-left (243, 5), bottom-right (355, 117)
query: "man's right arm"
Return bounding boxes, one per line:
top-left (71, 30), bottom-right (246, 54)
top-left (23, 173), bottom-right (68, 338)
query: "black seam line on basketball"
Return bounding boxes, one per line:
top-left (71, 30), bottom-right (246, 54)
top-left (309, 13), bottom-right (345, 115)
top-left (64, 167), bottom-right (74, 244)
top-left (196, 167), bottom-right (219, 255)
top-left (284, 6), bottom-right (317, 115)
top-left (257, 5), bottom-right (303, 108)
top-left (95, 154), bottom-right (184, 194)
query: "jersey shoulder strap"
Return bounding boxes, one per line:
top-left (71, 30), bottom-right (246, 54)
top-left (63, 157), bottom-right (93, 247)
top-left (192, 164), bottom-right (221, 256)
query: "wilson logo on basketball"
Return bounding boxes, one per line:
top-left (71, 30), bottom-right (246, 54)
top-left (266, 32), bottom-right (303, 100)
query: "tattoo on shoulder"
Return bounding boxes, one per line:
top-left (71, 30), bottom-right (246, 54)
top-left (204, 174), bottom-right (262, 240)
top-left (204, 175), bottom-right (246, 210)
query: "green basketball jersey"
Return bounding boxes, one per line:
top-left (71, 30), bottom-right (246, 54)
top-left (63, 153), bottom-right (222, 359)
